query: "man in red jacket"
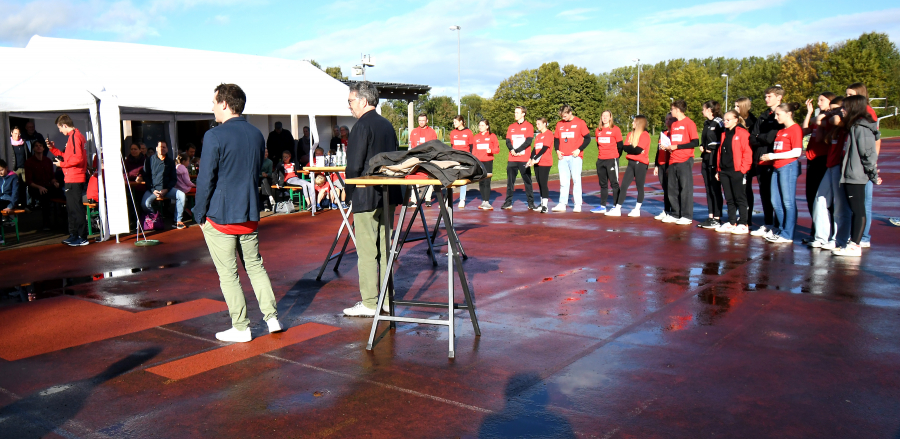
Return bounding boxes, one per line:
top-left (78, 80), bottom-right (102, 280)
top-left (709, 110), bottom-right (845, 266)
top-left (47, 114), bottom-right (89, 246)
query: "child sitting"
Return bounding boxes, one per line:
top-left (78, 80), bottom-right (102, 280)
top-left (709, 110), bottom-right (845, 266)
top-left (314, 174), bottom-right (346, 210)
top-left (275, 150), bottom-right (312, 210)
top-left (174, 154), bottom-right (195, 228)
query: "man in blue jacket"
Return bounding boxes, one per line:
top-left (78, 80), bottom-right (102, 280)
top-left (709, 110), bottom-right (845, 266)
top-left (194, 83), bottom-right (281, 342)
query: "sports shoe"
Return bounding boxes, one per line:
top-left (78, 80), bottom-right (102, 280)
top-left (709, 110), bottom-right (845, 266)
top-left (654, 212), bottom-right (667, 220)
top-left (605, 207), bottom-right (621, 217)
top-left (458, 201), bottom-right (465, 210)
top-left (891, 217), bottom-right (900, 227)
top-left (591, 206), bottom-right (607, 214)
top-left (675, 217), bottom-right (692, 225)
top-left (175, 222), bottom-right (186, 230)
top-left (266, 318), bottom-right (284, 333)
top-left (573, 205), bottom-right (582, 213)
top-left (216, 327), bottom-right (252, 343)
top-left (331, 203), bottom-right (339, 210)
top-left (527, 203), bottom-right (538, 211)
top-left (821, 241), bottom-right (837, 250)
top-left (61, 235), bottom-right (76, 245)
top-left (628, 208), bottom-right (640, 217)
top-left (860, 241), bottom-right (871, 248)
top-left (501, 203), bottom-right (513, 210)
top-left (750, 226), bottom-right (769, 237)
top-left (715, 223), bottom-right (735, 233)
top-left (483, 202), bottom-right (494, 210)
top-left (767, 234), bottom-right (792, 244)
top-left (425, 201), bottom-right (432, 208)
top-left (343, 301), bottom-right (376, 317)
top-left (662, 215), bottom-right (678, 223)
top-left (832, 243), bottom-right (862, 257)
top-left (68, 237), bottom-right (90, 246)
top-left (551, 204), bottom-right (566, 213)
top-left (807, 240), bottom-right (824, 248)
top-left (731, 224), bottom-right (749, 235)
top-left (540, 206), bottom-right (548, 213)
top-left (698, 218), bottom-right (714, 228)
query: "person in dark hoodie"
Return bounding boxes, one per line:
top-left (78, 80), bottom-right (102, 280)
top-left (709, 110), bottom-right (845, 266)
top-left (831, 95), bottom-right (879, 257)
top-left (699, 101), bottom-right (725, 228)
top-left (748, 86), bottom-right (784, 237)
top-left (140, 141), bottom-right (184, 227)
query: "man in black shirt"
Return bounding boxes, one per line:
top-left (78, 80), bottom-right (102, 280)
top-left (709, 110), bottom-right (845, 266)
top-left (748, 86), bottom-right (784, 236)
top-left (266, 121), bottom-right (295, 162)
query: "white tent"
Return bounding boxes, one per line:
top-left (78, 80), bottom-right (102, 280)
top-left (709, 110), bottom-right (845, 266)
top-left (0, 36), bottom-right (353, 240)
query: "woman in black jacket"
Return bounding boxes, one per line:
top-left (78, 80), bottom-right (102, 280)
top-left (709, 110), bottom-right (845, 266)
top-left (699, 101), bottom-right (724, 228)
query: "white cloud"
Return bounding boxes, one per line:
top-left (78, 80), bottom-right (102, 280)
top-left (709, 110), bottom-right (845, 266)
top-left (651, 0), bottom-right (787, 20)
top-left (0, 0), bottom-right (79, 45)
top-left (556, 8), bottom-right (598, 21)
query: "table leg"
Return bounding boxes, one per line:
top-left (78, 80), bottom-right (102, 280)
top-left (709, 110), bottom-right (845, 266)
top-left (333, 232), bottom-right (352, 271)
top-left (316, 218), bottom-right (350, 281)
top-left (367, 188), bottom-right (408, 350)
top-left (435, 189), bottom-right (456, 358)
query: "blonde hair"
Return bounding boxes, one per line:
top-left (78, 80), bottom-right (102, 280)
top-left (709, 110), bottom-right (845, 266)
top-left (626, 115), bottom-right (648, 146)
top-left (598, 110), bottom-right (616, 129)
top-left (724, 110), bottom-right (746, 128)
top-left (735, 97), bottom-right (752, 120)
top-left (315, 175), bottom-right (326, 185)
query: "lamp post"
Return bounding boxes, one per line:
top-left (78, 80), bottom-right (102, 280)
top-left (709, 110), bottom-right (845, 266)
top-left (450, 25), bottom-right (461, 114)
top-left (721, 73), bottom-right (729, 110)
top-left (633, 58), bottom-right (641, 115)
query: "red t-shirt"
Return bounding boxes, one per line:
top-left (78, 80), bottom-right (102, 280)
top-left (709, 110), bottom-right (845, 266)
top-left (595, 126), bottom-right (623, 160)
top-left (410, 126), bottom-right (437, 148)
top-left (806, 120), bottom-right (828, 161)
top-left (506, 120), bottom-right (535, 162)
top-left (208, 218), bottom-right (258, 234)
top-left (554, 117), bottom-right (590, 158)
top-left (450, 128), bottom-right (474, 152)
top-left (472, 132), bottom-right (500, 161)
top-left (772, 124), bottom-right (804, 169)
top-left (624, 131), bottom-right (651, 165)
top-left (533, 131), bottom-right (555, 167)
top-left (867, 105), bottom-right (878, 124)
top-left (657, 130), bottom-right (670, 165)
top-left (668, 117), bottom-right (698, 164)
top-left (826, 129), bottom-right (848, 169)
top-left (283, 162), bottom-right (297, 181)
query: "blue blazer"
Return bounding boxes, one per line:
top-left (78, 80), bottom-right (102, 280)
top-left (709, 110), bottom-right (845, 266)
top-left (193, 116), bottom-right (264, 225)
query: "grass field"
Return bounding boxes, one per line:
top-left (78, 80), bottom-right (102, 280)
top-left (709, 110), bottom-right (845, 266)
top-left (881, 128), bottom-right (900, 138)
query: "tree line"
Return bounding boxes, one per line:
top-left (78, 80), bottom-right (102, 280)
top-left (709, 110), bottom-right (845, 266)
top-left (378, 32), bottom-right (899, 139)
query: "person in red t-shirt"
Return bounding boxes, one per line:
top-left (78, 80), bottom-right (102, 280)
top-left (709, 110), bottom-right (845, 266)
top-left (526, 117), bottom-right (555, 213)
top-left (502, 106), bottom-right (536, 210)
top-left (552, 104), bottom-right (591, 212)
top-left (472, 119), bottom-right (500, 209)
top-left (760, 102), bottom-right (803, 243)
top-left (409, 113), bottom-right (439, 206)
top-left (654, 113), bottom-right (676, 221)
top-left (592, 110), bottom-right (623, 214)
top-left (802, 92), bottom-right (836, 239)
top-left (614, 116), bottom-right (651, 217)
top-left (659, 100), bottom-right (699, 225)
top-left (449, 115), bottom-right (474, 208)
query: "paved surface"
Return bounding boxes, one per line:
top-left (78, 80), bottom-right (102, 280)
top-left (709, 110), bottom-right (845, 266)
top-left (1, 140), bottom-right (899, 438)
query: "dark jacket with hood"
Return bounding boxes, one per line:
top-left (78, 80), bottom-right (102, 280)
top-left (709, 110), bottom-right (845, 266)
top-left (365, 140), bottom-right (486, 186)
top-left (700, 117), bottom-right (724, 167)
top-left (840, 118), bottom-right (880, 185)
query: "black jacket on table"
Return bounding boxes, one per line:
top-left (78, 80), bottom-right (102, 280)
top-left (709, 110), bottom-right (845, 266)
top-left (749, 108), bottom-right (782, 165)
top-left (345, 109), bottom-right (402, 213)
top-left (700, 118), bottom-right (724, 167)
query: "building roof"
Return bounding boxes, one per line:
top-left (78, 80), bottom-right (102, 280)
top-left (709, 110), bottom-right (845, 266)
top-left (341, 80), bottom-right (431, 101)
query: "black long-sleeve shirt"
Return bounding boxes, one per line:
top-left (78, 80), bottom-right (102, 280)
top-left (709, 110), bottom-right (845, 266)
top-left (750, 108), bottom-right (782, 164)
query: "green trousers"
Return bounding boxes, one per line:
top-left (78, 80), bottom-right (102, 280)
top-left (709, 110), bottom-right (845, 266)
top-left (201, 222), bottom-right (277, 330)
top-left (354, 205), bottom-right (395, 309)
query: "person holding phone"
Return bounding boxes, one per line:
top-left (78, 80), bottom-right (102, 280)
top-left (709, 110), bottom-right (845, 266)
top-left (47, 114), bottom-right (89, 246)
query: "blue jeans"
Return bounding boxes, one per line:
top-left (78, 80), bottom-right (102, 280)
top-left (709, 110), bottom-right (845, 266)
top-left (770, 160), bottom-right (799, 240)
top-left (811, 166), bottom-right (850, 246)
top-left (142, 188), bottom-right (185, 222)
top-left (557, 155), bottom-right (583, 207)
top-left (862, 180), bottom-right (872, 244)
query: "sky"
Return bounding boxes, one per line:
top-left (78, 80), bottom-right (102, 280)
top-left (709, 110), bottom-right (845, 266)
top-left (2, 0), bottom-right (899, 100)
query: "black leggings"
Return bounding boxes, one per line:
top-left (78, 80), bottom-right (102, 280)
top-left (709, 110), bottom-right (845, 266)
top-left (719, 170), bottom-right (748, 225)
top-left (844, 183), bottom-right (867, 245)
top-left (746, 165), bottom-right (775, 227)
top-left (596, 158), bottom-right (620, 207)
top-left (806, 157), bottom-right (827, 235)
top-left (534, 165), bottom-right (551, 199)
top-left (658, 164), bottom-right (671, 214)
top-left (617, 160), bottom-right (647, 206)
top-left (479, 160), bottom-right (494, 202)
top-left (701, 164), bottom-right (723, 218)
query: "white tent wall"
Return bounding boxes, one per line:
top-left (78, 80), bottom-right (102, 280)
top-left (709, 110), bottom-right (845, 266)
top-left (98, 93), bottom-right (129, 236)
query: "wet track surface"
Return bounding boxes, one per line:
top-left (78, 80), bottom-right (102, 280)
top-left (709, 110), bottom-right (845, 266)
top-left (1, 140), bottom-right (900, 438)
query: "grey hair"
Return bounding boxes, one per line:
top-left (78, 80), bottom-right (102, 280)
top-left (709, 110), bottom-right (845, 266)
top-left (349, 81), bottom-right (379, 107)
top-left (340, 125), bottom-right (349, 131)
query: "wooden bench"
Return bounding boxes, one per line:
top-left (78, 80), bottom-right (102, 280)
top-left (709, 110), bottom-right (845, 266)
top-left (1, 209), bottom-right (26, 244)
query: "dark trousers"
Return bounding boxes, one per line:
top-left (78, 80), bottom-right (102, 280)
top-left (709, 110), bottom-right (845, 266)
top-left (505, 161), bottom-right (534, 206)
top-left (28, 187), bottom-right (56, 227)
top-left (666, 158), bottom-right (694, 219)
top-left (844, 183), bottom-right (867, 244)
top-left (479, 160), bottom-right (494, 202)
top-left (534, 165), bottom-right (551, 199)
top-left (701, 164), bottom-right (723, 218)
top-left (751, 165), bottom-right (775, 227)
top-left (658, 164), bottom-right (671, 214)
top-left (65, 182), bottom-right (87, 238)
top-left (806, 157), bottom-right (827, 235)
top-left (720, 170), bottom-right (748, 225)
top-left (617, 160), bottom-right (647, 205)
top-left (596, 158), bottom-right (620, 207)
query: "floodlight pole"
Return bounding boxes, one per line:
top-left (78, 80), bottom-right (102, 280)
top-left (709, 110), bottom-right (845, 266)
top-left (721, 73), bottom-right (729, 110)
top-left (633, 58), bottom-right (641, 115)
top-left (450, 26), bottom-right (461, 115)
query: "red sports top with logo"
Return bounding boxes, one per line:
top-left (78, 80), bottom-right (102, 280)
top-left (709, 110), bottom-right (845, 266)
top-left (826, 129), bottom-right (848, 169)
top-left (450, 128), bottom-right (474, 152)
top-left (554, 116), bottom-right (589, 158)
top-left (595, 126), bottom-right (623, 160)
top-left (533, 130), bottom-right (555, 167)
top-left (472, 132), bottom-right (500, 162)
top-left (772, 123), bottom-right (804, 169)
top-left (625, 131), bottom-right (651, 165)
top-left (806, 119), bottom-right (828, 160)
top-left (657, 130), bottom-right (670, 164)
top-left (410, 126), bottom-right (437, 148)
top-left (668, 117), bottom-right (698, 164)
top-left (283, 162), bottom-right (297, 180)
top-left (506, 120), bottom-right (535, 163)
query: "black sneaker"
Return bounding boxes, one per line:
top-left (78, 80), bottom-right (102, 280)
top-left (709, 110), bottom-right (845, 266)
top-left (540, 206), bottom-right (548, 213)
top-left (698, 218), bottom-right (717, 229)
top-left (61, 235), bottom-right (76, 245)
top-left (527, 203), bottom-right (537, 211)
top-left (501, 203), bottom-right (513, 210)
top-left (425, 201), bottom-right (432, 207)
top-left (67, 237), bottom-right (90, 247)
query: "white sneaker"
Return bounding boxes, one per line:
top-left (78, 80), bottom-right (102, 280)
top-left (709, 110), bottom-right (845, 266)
top-left (675, 217), bottom-right (692, 225)
top-left (767, 235), bottom-right (793, 244)
top-left (731, 224), bottom-right (749, 235)
top-left (216, 327), bottom-right (252, 343)
top-left (822, 241), bottom-right (837, 250)
top-left (628, 208), bottom-right (640, 217)
top-left (552, 204), bottom-right (566, 212)
top-left (266, 318), bottom-right (283, 333)
top-left (662, 215), bottom-right (678, 223)
top-left (716, 223), bottom-right (735, 233)
top-left (573, 205), bottom-right (582, 213)
top-left (605, 207), bottom-right (621, 217)
top-left (860, 241), bottom-right (871, 248)
top-left (807, 240), bottom-right (824, 248)
top-left (458, 201), bottom-right (465, 209)
top-left (750, 226), bottom-right (768, 237)
top-left (832, 243), bottom-right (862, 256)
top-left (343, 301), bottom-right (376, 317)
top-left (654, 212), bottom-right (667, 220)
